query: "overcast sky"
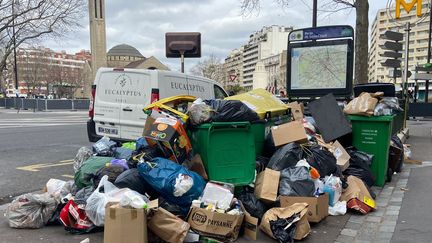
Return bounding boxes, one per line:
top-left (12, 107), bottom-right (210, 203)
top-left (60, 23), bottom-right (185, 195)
top-left (42, 0), bottom-right (390, 72)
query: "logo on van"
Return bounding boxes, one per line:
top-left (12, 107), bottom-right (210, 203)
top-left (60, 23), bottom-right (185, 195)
top-left (171, 82), bottom-right (205, 93)
top-left (116, 74), bottom-right (133, 87)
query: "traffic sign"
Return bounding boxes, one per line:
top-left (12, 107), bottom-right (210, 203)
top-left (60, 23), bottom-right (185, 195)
top-left (388, 69), bottom-right (402, 78)
top-left (380, 41), bottom-right (403, 51)
top-left (381, 59), bottom-right (401, 68)
top-left (412, 72), bottom-right (432, 80)
top-left (229, 74), bottom-right (237, 82)
top-left (380, 31), bottom-right (404, 41)
top-left (379, 51), bottom-right (403, 59)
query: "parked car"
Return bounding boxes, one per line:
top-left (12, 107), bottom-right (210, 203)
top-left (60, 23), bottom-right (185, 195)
top-left (87, 67), bottom-right (228, 142)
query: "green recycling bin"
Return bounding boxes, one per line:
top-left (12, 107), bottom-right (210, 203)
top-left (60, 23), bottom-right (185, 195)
top-left (251, 115), bottom-right (291, 156)
top-left (348, 115), bottom-right (394, 187)
top-left (189, 121), bottom-right (256, 186)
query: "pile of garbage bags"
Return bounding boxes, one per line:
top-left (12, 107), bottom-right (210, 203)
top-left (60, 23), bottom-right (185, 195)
top-left (5, 89), bottom-right (407, 243)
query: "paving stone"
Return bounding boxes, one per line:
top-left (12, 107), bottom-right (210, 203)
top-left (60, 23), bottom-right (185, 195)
top-left (382, 220), bottom-right (397, 226)
top-left (376, 240), bottom-right (391, 243)
top-left (366, 216), bottom-right (382, 223)
top-left (335, 235), bottom-right (355, 243)
top-left (385, 210), bottom-right (399, 216)
top-left (340, 229), bottom-right (357, 237)
top-left (344, 221), bottom-right (362, 230)
top-left (392, 190), bottom-right (404, 196)
top-left (355, 240), bottom-right (371, 243)
top-left (348, 215), bottom-right (366, 224)
top-left (376, 201), bottom-right (388, 207)
top-left (369, 210), bottom-right (385, 217)
top-left (376, 232), bottom-right (394, 240)
top-left (388, 201), bottom-right (402, 207)
top-left (387, 205), bottom-right (401, 211)
top-left (379, 225), bottom-right (396, 233)
top-left (390, 197), bottom-right (403, 202)
top-left (383, 215), bottom-right (399, 221)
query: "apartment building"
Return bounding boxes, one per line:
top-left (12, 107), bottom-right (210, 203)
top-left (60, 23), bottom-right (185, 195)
top-left (369, 2), bottom-right (430, 84)
top-left (223, 47), bottom-right (244, 87)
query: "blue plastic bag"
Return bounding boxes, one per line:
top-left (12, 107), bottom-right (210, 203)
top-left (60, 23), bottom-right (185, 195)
top-left (137, 157), bottom-right (205, 214)
top-left (136, 137), bottom-right (148, 151)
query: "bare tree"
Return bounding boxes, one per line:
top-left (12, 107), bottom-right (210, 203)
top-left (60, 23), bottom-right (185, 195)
top-left (0, 0), bottom-right (85, 75)
top-left (190, 54), bottom-right (225, 83)
top-left (240, 0), bottom-right (369, 84)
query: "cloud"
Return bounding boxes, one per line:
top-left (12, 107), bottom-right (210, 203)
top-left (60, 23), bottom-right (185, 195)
top-left (42, 0), bottom-right (389, 71)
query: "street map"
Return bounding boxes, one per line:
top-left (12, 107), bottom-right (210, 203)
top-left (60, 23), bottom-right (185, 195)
top-left (291, 44), bottom-right (348, 90)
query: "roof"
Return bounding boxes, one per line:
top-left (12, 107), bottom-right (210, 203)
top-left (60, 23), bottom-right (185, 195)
top-left (107, 44), bottom-right (144, 58)
top-left (124, 59), bottom-right (146, 68)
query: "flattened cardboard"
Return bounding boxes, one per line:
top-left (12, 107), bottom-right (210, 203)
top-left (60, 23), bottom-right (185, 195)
top-left (148, 207), bottom-right (190, 243)
top-left (183, 154), bottom-right (209, 180)
top-left (187, 207), bottom-right (244, 242)
top-left (259, 203), bottom-right (310, 240)
top-left (288, 102), bottom-right (304, 121)
top-left (239, 202), bottom-right (259, 240)
top-left (332, 140), bottom-right (350, 171)
top-left (308, 93), bottom-right (352, 143)
top-left (340, 176), bottom-right (376, 213)
top-left (104, 204), bottom-right (147, 243)
top-left (280, 194), bottom-right (329, 223)
top-left (271, 121), bottom-right (308, 147)
top-left (254, 168), bottom-right (280, 203)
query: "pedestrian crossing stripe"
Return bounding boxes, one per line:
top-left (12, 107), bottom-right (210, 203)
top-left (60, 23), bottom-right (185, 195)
top-left (16, 159), bottom-right (74, 172)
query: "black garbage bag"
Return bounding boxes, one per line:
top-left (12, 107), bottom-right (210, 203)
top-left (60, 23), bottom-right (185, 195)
top-left (114, 168), bottom-right (159, 200)
top-left (113, 147), bottom-right (133, 160)
top-left (279, 166), bottom-right (315, 197)
top-left (158, 197), bottom-right (184, 217)
top-left (127, 146), bottom-right (163, 168)
top-left (256, 156), bottom-right (270, 174)
top-left (92, 165), bottom-right (125, 188)
top-left (344, 147), bottom-right (375, 188)
top-left (238, 187), bottom-right (268, 221)
top-left (46, 202), bottom-right (66, 226)
top-left (204, 99), bottom-right (259, 122)
top-left (270, 213), bottom-right (301, 243)
top-left (263, 133), bottom-right (277, 157)
top-left (390, 135), bottom-right (404, 173)
top-left (267, 143), bottom-right (303, 171)
top-left (302, 145), bottom-right (338, 177)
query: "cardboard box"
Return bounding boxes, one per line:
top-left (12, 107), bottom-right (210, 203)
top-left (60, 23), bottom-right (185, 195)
top-left (288, 102), bottom-right (304, 121)
top-left (280, 193), bottom-right (329, 223)
top-left (187, 207), bottom-right (244, 242)
top-left (331, 140), bottom-right (350, 171)
top-left (254, 168), bottom-right (280, 203)
top-left (260, 203), bottom-right (310, 240)
top-left (271, 121), bottom-right (308, 147)
top-left (148, 207), bottom-right (190, 243)
top-left (340, 176), bottom-right (376, 214)
top-left (104, 204), bottom-right (147, 243)
top-left (143, 116), bottom-right (192, 163)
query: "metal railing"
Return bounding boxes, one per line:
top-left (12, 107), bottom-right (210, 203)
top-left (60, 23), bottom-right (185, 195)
top-left (0, 98), bottom-right (89, 111)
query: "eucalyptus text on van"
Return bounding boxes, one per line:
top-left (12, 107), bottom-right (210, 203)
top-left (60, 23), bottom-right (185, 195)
top-left (104, 89), bottom-right (142, 96)
top-left (170, 82), bottom-right (205, 92)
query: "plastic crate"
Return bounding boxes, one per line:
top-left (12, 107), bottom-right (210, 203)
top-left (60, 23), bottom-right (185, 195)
top-left (190, 122), bottom-right (256, 186)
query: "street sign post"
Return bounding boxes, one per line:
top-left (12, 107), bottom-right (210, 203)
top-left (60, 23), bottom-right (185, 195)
top-left (380, 30), bottom-right (404, 83)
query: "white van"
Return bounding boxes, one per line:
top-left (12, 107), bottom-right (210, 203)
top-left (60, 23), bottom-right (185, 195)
top-left (87, 67), bottom-right (228, 142)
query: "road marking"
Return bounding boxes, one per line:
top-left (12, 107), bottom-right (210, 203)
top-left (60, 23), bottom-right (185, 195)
top-left (16, 159), bottom-right (74, 172)
top-left (62, 174), bottom-right (74, 179)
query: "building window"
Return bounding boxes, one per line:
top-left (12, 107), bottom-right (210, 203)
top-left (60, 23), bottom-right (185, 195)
top-left (99, 0), bottom-right (103, 19)
top-left (94, 0), bottom-right (97, 18)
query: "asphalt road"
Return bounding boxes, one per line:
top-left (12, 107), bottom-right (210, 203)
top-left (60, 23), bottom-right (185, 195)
top-left (0, 109), bottom-right (91, 204)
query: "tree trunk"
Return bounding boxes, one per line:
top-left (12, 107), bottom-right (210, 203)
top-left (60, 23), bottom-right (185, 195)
top-left (354, 0), bottom-right (369, 84)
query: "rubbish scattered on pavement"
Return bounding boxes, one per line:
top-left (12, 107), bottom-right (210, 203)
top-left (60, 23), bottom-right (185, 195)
top-left (9, 89), bottom-right (414, 242)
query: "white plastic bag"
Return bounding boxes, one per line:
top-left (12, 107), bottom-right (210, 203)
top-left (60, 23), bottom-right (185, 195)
top-left (329, 201), bottom-right (347, 215)
top-left (46, 179), bottom-right (66, 198)
top-left (173, 174), bottom-right (194, 197)
top-left (119, 190), bottom-right (149, 209)
top-left (201, 182), bottom-right (234, 210)
top-left (85, 175), bottom-right (129, 226)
